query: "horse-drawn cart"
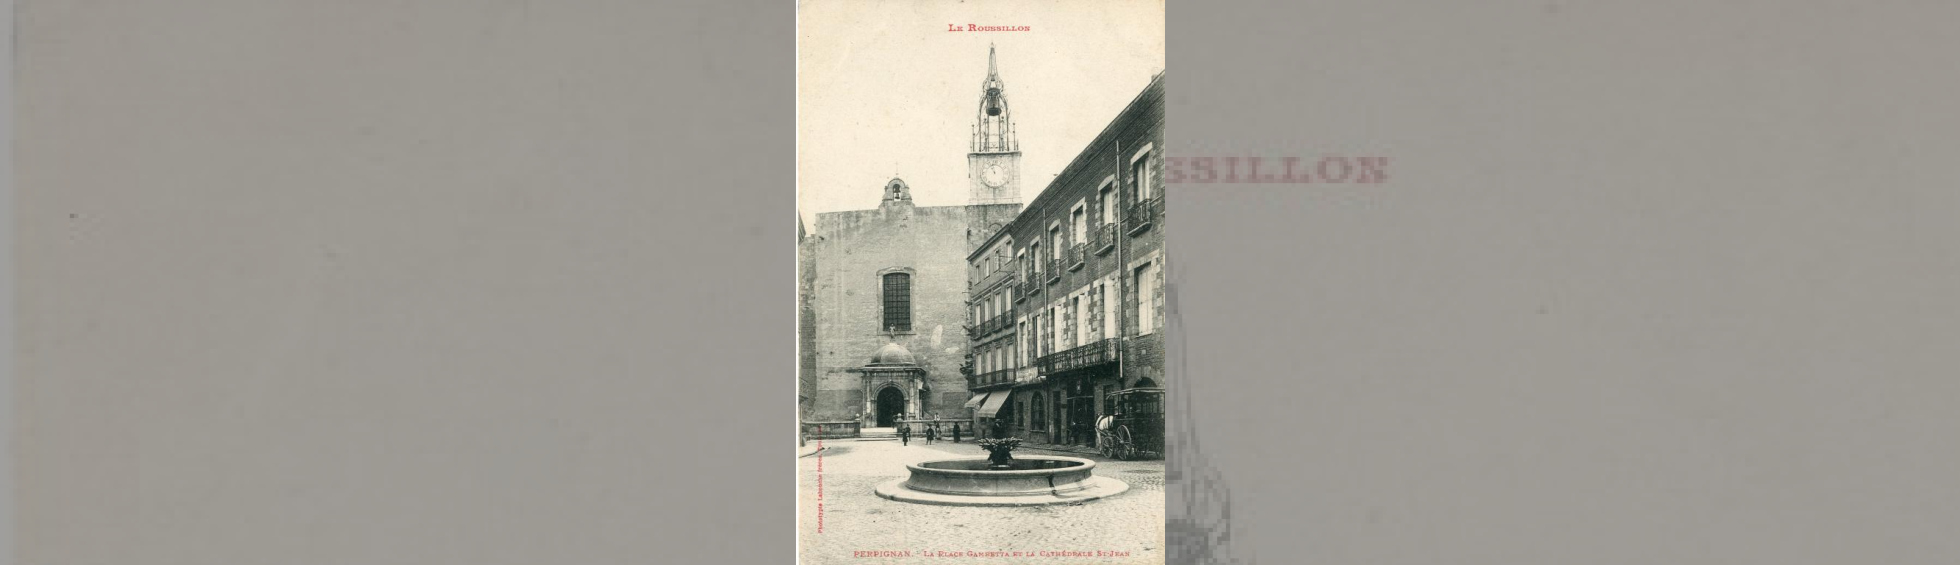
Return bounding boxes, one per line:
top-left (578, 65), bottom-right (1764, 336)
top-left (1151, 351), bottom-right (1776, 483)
top-left (1097, 387), bottom-right (1164, 460)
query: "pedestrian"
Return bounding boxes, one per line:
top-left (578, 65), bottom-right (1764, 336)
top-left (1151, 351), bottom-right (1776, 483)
top-left (952, 422), bottom-right (962, 443)
top-left (898, 417), bottom-right (911, 446)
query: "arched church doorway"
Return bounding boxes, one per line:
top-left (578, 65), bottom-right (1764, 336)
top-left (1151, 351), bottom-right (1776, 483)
top-left (875, 386), bottom-right (906, 427)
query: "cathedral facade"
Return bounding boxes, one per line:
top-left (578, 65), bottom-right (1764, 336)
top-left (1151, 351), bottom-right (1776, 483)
top-left (799, 47), bottom-right (1026, 429)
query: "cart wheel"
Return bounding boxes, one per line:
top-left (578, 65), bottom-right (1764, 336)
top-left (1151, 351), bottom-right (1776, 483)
top-left (1117, 426), bottom-right (1135, 461)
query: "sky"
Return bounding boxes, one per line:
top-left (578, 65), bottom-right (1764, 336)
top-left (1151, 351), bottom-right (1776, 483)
top-left (797, 0), bottom-right (1165, 229)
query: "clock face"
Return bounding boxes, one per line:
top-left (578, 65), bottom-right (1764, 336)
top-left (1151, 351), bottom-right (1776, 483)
top-left (982, 164), bottom-right (1007, 188)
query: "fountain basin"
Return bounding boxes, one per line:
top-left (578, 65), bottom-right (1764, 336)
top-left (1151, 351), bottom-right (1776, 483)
top-left (874, 456), bottom-right (1129, 506)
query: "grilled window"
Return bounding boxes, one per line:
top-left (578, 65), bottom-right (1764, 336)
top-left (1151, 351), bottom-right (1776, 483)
top-left (882, 273), bottom-right (912, 332)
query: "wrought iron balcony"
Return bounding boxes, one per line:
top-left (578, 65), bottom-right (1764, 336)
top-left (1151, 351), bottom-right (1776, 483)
top-left (967, 369), bottom-right (1017, 390)
top-left (1035, 338), bottom-right (1122, 375)
top-left (971, 314), bottom-right (1012, 338)
top-left (1046, 259), bottom-right (1065, 284)
top-left (1125, 197), bottom-right (1162, 236)
top-left (972, 263), bottom-right (1018, 291)
top-left (1094, 223), bottom-right (1117, 255)
top-left (1067, 244), bottom-right (1087, 271)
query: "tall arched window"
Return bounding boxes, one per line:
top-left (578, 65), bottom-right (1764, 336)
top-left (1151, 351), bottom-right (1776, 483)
top-left (882, 272), bottom-right (912, 332)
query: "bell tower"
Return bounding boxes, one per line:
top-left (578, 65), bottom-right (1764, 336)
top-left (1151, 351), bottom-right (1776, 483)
top-left (967, 44), bottom-right (1022, 206)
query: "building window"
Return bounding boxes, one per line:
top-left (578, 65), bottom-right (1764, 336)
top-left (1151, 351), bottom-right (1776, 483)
top-left (1072, 206), bottom-right (1087, 246)
top-left (1133, 263), bottom-right (1156, 335)
top-left (1019, 319), bottom-right (1034, 364)
top-left (1100, 182), bottom-right (1117, 225)
top-left (1050, 226), bottom-right (1063, 260)
top-left (1131, 148), bottom-right (1155, 202)
top-left (882, 272), bottom-right (912, 332)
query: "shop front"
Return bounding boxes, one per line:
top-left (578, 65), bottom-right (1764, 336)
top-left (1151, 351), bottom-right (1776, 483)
top-left (1035, 338), bottom-right (1124, 448)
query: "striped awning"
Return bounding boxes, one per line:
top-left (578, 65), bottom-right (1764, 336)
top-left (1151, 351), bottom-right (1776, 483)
top-left (962, 391), bottom-right (992, 410)
top-left (976, 390), bottom-right (1015, 418)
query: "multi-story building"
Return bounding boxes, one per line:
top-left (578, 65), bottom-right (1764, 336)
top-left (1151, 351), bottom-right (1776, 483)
top-left (963, 72), bottom-right (1166, 449)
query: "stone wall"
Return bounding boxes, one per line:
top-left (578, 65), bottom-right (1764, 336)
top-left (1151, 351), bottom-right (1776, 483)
top-left (805, 200), bottom-right (978, 422)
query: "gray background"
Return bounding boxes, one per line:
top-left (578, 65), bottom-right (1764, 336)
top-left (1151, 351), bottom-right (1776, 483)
top-left (1171, 2), bottom-right (1960, 563)
top-left (14, 1), bottom-right (1960, 565)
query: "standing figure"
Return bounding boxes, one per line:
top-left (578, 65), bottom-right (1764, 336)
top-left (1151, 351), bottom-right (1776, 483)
top-left (951, 422), bottom-right (962, 443)
top-left (898, 417), bottom-right (912, 446)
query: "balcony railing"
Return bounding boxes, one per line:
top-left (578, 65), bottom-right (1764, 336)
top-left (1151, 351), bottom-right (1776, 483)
top-left (973, 314), bottom-right (1012, 338)
top-left (1067, 244), bottom-right (1087, 271)
top-left (1036, 338), bottom-right (1122, 375)
top-left (967, 369), bottom-right (1017, 389)
top-left (1094, 223), bottom-right (1117, 255)
top-left (972, 263), bottom-right (1018, 291)
top-left (1125, 197), bottom-right (1163, 236)
top-left (1046, 259), bottom-right (1064, 284)
top-left (1016, 279), bottom-right (1038, 300)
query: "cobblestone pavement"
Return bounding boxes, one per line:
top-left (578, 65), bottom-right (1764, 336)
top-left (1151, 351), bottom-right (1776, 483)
top-left (800, 438), bottom-right (1166, 564)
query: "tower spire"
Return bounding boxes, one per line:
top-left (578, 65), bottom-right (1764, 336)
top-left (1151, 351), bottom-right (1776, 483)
top-left (973, 46), bottom-right (1015, 153)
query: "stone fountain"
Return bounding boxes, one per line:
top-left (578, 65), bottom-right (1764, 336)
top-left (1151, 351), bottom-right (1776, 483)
top-left (874, 437), bottom-right (1129, 506)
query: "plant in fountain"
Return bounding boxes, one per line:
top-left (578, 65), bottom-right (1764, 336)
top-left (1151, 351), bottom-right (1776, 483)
top-left (975, 437), bottom-right (1023, 468)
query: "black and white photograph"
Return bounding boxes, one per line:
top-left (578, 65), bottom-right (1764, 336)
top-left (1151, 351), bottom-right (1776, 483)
top-left (797, 1), bottom-right (1167, 562)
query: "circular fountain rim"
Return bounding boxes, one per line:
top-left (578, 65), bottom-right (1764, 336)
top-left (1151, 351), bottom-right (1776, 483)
top-left (906, 455), bottom-right (1096, 476)
top-left (877, 455), bottom-right (1129, 507)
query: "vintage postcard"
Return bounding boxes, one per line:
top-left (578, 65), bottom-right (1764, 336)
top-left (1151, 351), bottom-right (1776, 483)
top-left (796, 0), bottom-right (1167, 562)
